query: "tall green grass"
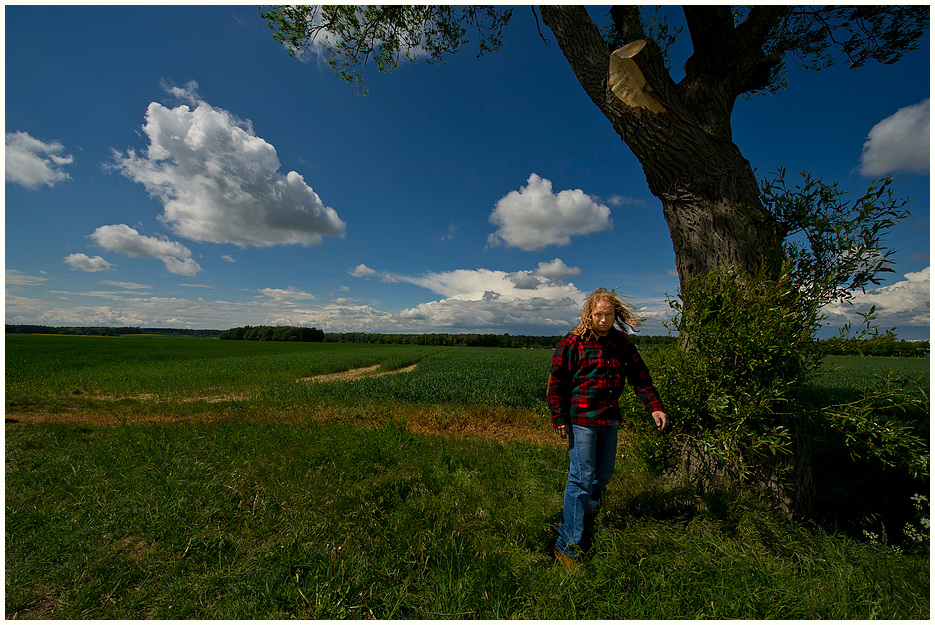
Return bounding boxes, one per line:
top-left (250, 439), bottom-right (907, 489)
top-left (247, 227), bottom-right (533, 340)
top-left (5, 335), bottom-right (445, 409)
top-left (282, 347), bottom-right (552, 410)
top-left (5, 336), bottom-right (930, 618)
top-left (811, 354), bottom-right (930, 394)
top-left (7, 335), bottom-right (925, 415)
top-left (6, 419), bottom-right (928, 619)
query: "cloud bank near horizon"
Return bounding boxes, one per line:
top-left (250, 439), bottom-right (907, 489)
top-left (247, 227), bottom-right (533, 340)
top-left (7, 263), bottom-right (928, 339)
top-left (822, 266), bottom-right (930, 334)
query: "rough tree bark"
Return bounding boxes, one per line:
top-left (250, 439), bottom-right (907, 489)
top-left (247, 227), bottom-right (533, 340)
top-left (539, 5), bottom-right (785, 293)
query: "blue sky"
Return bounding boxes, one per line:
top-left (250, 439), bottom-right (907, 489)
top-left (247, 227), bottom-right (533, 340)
top-left (5, 5), bottom-right (930, 339)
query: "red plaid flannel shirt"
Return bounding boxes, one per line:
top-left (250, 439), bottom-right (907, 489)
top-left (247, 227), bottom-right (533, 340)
top-left (547, 329), bottom-right (663, 428)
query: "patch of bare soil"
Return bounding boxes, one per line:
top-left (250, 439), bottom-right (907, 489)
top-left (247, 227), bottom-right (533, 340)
top-left (6, 405), bottom-right (560, 447)
top-left (297, 363), bottom-right (419, 383)
top-left (91, 393), bottom-right (249, 404)
top-left (6, 583), bottom-right (66, 620)
top-left (5, 411), bottom-right (226, 428)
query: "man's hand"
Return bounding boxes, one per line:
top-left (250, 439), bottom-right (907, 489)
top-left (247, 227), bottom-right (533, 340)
top-left (556, 424), bottom-right (568, 439)
top-left (652, 411), bottom-right (667, 431)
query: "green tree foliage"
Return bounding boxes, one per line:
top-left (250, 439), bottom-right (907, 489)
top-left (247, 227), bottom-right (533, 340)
top-left (327, 332), bottom-right (570, 349)
top-left (819, 337), bottom-right (929, 358)
top-left (219, 325), bottom-right (325, 342)
top-left (764, 169), bottom-right (913, 311)
top-left (653, 265), bottom-right (819, 506)
top-left (620, 171), bottom-right (927, 517)
top-left (751, 5), bottom-right (930, 92)
top-left (324, 331), bottom-right (675, 349)
top-left (260, 5), bottom-right (927, 97)
top-left (259, 5), bottom-right (512, 93)
top-left (4, 325), bottom-right (220, 338)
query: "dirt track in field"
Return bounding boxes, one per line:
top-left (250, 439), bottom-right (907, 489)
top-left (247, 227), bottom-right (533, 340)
top-left (296, 363), bottom-right (419, 383)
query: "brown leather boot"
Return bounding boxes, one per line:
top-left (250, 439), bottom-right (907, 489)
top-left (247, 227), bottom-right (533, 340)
top-left (553, 547), bottom-right (577, 572)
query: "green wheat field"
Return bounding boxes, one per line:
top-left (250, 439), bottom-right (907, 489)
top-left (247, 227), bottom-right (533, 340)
top-left (5, 334), bottom-right (930, 619)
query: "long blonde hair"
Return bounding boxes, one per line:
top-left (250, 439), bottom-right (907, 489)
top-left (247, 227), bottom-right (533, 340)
top-left (570, 288), bottom-right (645, 340)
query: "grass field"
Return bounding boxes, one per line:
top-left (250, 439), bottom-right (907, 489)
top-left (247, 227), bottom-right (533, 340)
top-left (813, 354), bottom-right (930, 393)
top-left (5, 335), bottom-right (930, 619)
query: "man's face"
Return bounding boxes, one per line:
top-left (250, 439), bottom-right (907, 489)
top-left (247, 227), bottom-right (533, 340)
top-left (590, 300), bottom-right (615, 337)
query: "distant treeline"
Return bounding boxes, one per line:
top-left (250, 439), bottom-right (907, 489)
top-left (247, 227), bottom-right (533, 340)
top-left (5, 325), bottom-right (220, 338)
top-left (819, 337), bottom-right (929, 357)
top-left (218, 325), bottom-right (325, 342)
top-left (323, 332), bottom-right (563, 348)
top-left (7, 324), bottom-right (927, 356)
top-left (322, 332), bottom-right (679, 349)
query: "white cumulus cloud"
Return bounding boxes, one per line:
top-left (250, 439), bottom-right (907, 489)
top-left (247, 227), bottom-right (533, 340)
top-left (90, 224), bottom-right (202, 277)
top-left (506, 259), bottom-right (581, 290)
top-left (5, 131), bottom-right (74, 188)
top-left (534, 258), bottom-right (582, 280)
top-left (348, 263), bottom-right (397, 282)
top-left (349, 264), bottom-right (378, 278)
top-left (488, 174), bottom-right (613, 251)
top-left (859, 99), bottom-right (930, 176)
top-left (113, 81), bottom-right (346, 248)
top-left (64, 253), bottom-right (113, 272)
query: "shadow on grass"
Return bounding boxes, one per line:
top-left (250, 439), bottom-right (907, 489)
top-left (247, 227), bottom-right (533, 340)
top-left (800, 381), bottom-right (930, 549)
top-left (809, 428), bottom-right (929, 549)
top-left (539, 508), bottom-right (603, 561)
top-left (603, 437), bottom-right (929, 556)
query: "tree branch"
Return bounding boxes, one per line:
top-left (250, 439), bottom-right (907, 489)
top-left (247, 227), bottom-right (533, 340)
top-left (539, 5), bottom-right (610, 109)
top-left (531, 5), bottom-right (551, 51)
top-left (609, 5), bottom-right (644, 42)
top-left (681, 6), bottom-right (784, 110)
top-left (682, 5), bottom-right (737, 60)
top-left (735, 5), bottom-right (789, 47)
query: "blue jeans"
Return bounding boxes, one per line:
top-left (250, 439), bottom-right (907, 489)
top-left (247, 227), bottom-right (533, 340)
top-left (555, 422), bottom-right (618, 558)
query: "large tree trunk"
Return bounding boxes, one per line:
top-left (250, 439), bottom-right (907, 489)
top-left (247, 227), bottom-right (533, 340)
top-left (539, 5), bottom-right (782, 294)
top-left (539, 5), bottom-right (810, 516)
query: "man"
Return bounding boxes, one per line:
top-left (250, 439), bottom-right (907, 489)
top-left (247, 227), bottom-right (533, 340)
top-left (547, 288), bottom-right (667, 570)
